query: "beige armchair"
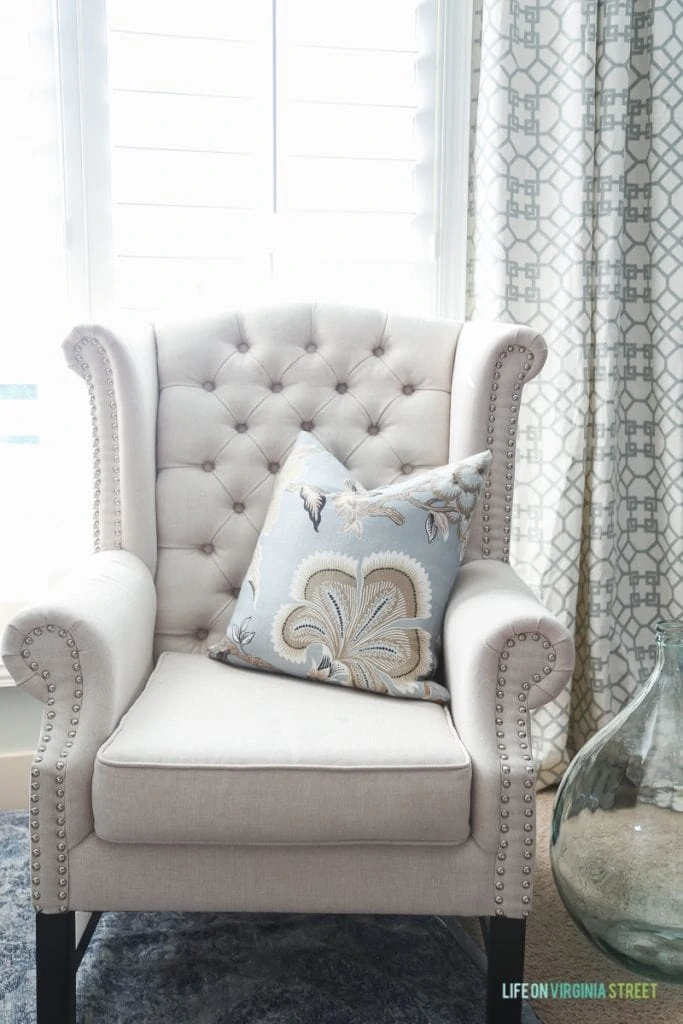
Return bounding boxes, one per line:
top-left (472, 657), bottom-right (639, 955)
top-left (1, 303), bottom-right (574, 1024)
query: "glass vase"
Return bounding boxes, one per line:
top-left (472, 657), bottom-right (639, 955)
top-left (550, 620), bottom-right (683, 984)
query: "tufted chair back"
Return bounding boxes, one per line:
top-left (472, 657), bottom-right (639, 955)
top-left (63, 303), bottom-right (546, 663)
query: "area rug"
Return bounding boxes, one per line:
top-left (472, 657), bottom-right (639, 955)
top-left (0, 811), bottom-right (540, 1024)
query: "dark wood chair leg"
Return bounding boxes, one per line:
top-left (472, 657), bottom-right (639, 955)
top-left (36, 911), bottom-right (77, 1024)
top-left (485, 916), bottom-right (527, 1024)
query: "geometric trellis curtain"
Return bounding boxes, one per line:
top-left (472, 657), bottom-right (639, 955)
top-left (467, 0), bottom-right (683, 787)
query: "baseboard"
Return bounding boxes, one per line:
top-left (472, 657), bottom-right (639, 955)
top-left (0, 751), bottom-right (32, 810)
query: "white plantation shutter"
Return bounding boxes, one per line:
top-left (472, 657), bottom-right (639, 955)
top-left (0, 0), bottom-right (472, 661)
top-left (103, 0), bottom-right (442, 317)
top-left (271, 0), bottom-right (437, 309)
top-left (106, 0), bottom-right (273, 315)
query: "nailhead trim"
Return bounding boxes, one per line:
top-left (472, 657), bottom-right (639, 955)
top-left (24, 625), bottom-right (83, 912)
top-left (72, 337), bottom-right (121, 553)
top-left (491, 631), bottom-right (554, 917)
top-left (483, 345), bottom-right (534, 562)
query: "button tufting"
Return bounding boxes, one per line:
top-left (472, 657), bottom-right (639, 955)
top-left (237, 342), bottom-right (249, 353)
top-left (401, 463), bottom-right (413, 474)
top-left (271, 382), bottom-right (283, 392)
top-left (201, 543), bottom-right (214, 554)
top-left (202, 461), bottom-right (214, 472)
top-left (367, 424), bottom-right (379, 435)
top-left (402, 384), bottom-right (415, 395)
top-left (300, 421), bottom-right (313, 431)
top-left (373, 345), bottom-right (385, 357)
top-left (231, 586), bottom-right (241, 599)
top-left (203, 381), bottom-right (215, 391)
top-left (235, 423), bottom-right (247, 433)
top-left (196, 628), bottom-right (209, 640)
top-left (268, 461), bottom-right (280, 473)
top-left (233, 502), bottom-right (245, 514)
top-left (336, 382), bottom-right (348, 394)
top-left (305, 342), bottom-right (317, 353)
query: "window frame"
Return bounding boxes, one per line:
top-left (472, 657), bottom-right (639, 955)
top-left (55, 0), bottom-right (472, 322)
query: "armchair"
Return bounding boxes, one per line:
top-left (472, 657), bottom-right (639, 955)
top-left (2, 303), bottom-right (574, 1024)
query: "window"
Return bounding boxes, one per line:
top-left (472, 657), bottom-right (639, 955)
top-left (61, 0), bottom-right (471, 320)
top-left (0, 0), bottom-right (472, 673)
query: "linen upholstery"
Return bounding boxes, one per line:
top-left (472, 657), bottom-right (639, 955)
top-left (92, 652), bottom-right (472, 845)
top-left (0, 550), bottom-right (156, 910)
top-left (0, 302), bottom-right (575, 925)
top-left (62, 323), bottom-right (159, 576)
top-left (66, 835), bottom-right (503, 916)
top-left (443, 559), bottom-right (575, 916)
top-left (150, 305), bottom-right (544, 659)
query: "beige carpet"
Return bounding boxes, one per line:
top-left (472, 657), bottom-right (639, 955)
top-left (460, 789), bottom-right (682, 1024)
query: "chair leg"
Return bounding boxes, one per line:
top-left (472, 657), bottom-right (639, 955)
top-left (36, 911), bottom-right (77, 1024)
top-left (485, 916), bottom-right (526, 1024)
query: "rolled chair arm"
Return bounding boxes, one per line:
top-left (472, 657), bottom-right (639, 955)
top-left (443, 559), bottom-right (574, 917)
top-left (1, 550), bottom-right (156, 912)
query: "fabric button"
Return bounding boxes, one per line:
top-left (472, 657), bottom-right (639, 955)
top-left (305, 342), bottom-right (317, 353)
top-left (233, 502), bottom-right (245, 514)
top-left (336, 383), bottom-right (348, 394)
top-left (367, 424), bottom-right (379, 436)
top-left (237, 342), bottom-right (249, 353)
top-left (231, 587), bottom-right (241, 599)
top-left (402, 384), bottom-right (415, 396)
top-left (300, 421), bottom-right (313, 431)
top-left (373, 345), bottom-right (385, 357)
top-left (235, 423), bottom-right (247, 433)
top-left (271, 382), bottom-right (283, 392)
top-left (202, 461), bottom-right (214, 472)
top-left (203, 381), bottom-right (215, 392)
top-left (196, 628), bottom-right (209, 641)
top-left (402, 464), bottom-right (413, 475)
top-left (268, 461), bottom-right (280, 473)
top-left (201, 543), bottom-right (214, 554)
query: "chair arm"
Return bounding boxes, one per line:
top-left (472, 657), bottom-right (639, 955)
top-left (443, 559), bottom-right (573, 916)
top-left (1, 550), bottom-right (155, 911)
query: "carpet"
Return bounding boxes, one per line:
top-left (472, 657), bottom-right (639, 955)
top-left (0, 811), bottom-right (540, 1024)
top-left (460, 790), bottom-right (683, 1024)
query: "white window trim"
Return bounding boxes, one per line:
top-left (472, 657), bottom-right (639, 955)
top-left (434, 0), bottom-right (473, 320)
top-left (55, 0), bottom-right (113, 319)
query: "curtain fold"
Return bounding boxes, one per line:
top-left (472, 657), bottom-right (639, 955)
top-left (467, 0), bottom-right (683, 785)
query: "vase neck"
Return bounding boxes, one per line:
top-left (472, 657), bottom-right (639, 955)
top-left (654, 620), bottom-right (683, 683)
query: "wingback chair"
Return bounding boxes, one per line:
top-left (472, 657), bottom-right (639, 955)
top-left (1, 303), bottom-right (574, 1024)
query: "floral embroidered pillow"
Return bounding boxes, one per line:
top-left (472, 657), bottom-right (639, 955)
top-left (208, 433), bottom-right (491, 702)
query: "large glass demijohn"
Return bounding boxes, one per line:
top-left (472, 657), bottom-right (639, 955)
top-left (550, 621), bottom-right (683, 984)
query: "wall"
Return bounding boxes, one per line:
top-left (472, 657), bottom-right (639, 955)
top-left (0, 684), bottom-right (43, 809)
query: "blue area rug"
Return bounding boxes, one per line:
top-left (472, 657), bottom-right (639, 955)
top-left (0, 811), bottom-right (540, 1023)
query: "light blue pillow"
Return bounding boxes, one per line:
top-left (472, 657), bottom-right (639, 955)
top-left (209, 433), bottom-right (491, 702)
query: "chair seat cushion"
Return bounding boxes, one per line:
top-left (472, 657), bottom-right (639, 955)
top-left (93, 652), bottom-right (472, 845)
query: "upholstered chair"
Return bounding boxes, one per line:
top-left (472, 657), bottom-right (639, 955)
top-left (1, 304), bottom-right (574, 1024)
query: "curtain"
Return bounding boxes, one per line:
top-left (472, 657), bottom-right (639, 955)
top-left (467, 0), bottom-right (683, 785)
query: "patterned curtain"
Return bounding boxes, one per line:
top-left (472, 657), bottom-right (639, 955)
top-left (467, 0), bottom-right (683, 786)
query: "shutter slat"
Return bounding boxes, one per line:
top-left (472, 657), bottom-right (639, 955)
top-left (108, 0), bottom-right (263, 40)
top-left (280, 157), bottom-right (416, 213)
top-left (286, 0), bottom-right (418, 50)
top-left (111, 149), bottom-right (262, 207)
top-left (285, 104), bottom-right (417, 160)
top-left (110, 93), bottom-right (257, 152)
top-left (286, 48), bottom-right (418, 106)
top-left (113, 206), bottom-right (261, 258)
top-left (108, 34), bottom-right (261, 97)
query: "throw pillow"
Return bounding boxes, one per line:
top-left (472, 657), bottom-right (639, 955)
top-left (208, 432), bottom-right (491, 702)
